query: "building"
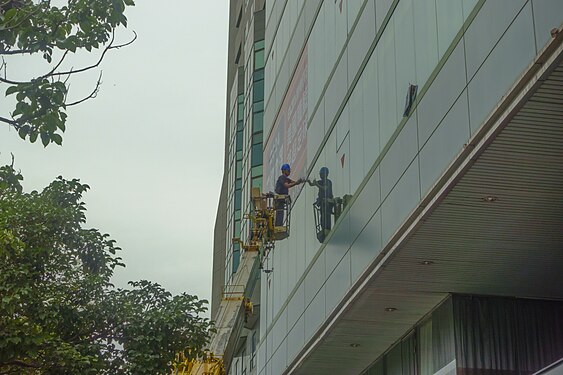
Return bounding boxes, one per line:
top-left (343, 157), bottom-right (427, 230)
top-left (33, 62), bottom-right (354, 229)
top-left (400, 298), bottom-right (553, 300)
top-left (213, 1), bottom-right (563, 375)
top-left (211, 0), bottom-right (265, 373)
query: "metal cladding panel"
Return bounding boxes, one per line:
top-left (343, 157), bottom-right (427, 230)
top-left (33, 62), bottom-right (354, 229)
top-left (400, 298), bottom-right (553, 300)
top-left (284, 34), bottom-right (563, 375)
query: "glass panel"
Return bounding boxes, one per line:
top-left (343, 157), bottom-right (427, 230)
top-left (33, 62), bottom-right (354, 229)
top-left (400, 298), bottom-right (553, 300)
top-left (394, 0), bottom-right (416, 120)
top-left (254, 68), bottom-right (265, 81)
top-left (232, 248), bottom-right (240, 273)
top-left (234, 189), bottom-right (242, 210)
top-left (402, 333), bottom-right (416, 375)
top-left (363, 53), bottom-right (380, 171)
top-left (418, 318), bottom-right (434, 375)
top-left (464, 0), bottom-right (527, 80)
top-left (253, 80), bottom-right (265, 102)
top-left (252, 177), bottom-right (262, 190)
top-left (453, 295), bottom-right (563, 374)
top-left (375, 0), bottom-right (394, 33)
top-left (255, 49), bottom-right (265, 69)
top-left (467, 3), bottom-right (535, 134)
top-left (234, 220), bottom-right (241, 237)
top-left (414, 0), bottom-right (439, 88)
top-left (251, 144), bottom-right (263, 167)
top-left (236, 131), bottom-right (243, 151)
top-left (532, 0), bottom-right (563, 50)
top-left (238, 102), bottom-right (244, 121)
top-left (368, 358), bottom-right (384, 375)
top-left (386, 343), bottom-right (403, 375)
top-left (377, 19), bottom-right (398, 148)
top-left (433, 298), bottom-right (455, 370)
top-left (436, 0), bottom-right (463, 58)
top-left (252, 132), bottom-right (263, 145)
top-left (252, 165), bottom-right (263, 178)
top-left (253, 113), bottom-right (264, 132)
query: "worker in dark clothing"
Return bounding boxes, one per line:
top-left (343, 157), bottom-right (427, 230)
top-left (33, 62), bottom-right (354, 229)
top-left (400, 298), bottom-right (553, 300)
top-left (308, 167), bottom-right (334, 231)
top-left (274, 163), bottom-right (304, 226)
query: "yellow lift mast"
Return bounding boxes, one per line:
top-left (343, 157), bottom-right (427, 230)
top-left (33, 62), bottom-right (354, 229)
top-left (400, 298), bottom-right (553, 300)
top-left (174, 187), bottom-right (291, 375)
top-left (234, 187), bottom-right (291, 266)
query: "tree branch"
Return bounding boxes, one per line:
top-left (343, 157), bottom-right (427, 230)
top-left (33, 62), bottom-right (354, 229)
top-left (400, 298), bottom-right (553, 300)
top-left (0, 49), bottom-right (34, 55)
top-left (0, 360), bottom-right (40, 369)
top-left (0, 116), bottom-right (20, 129)
top-left (0, 31), bottom-right (136, 85)
top-left (0, 4), bottom-right (44, 33)
top-left (47, 50), bottom-right (69, 77)
top-left (51, 30), bottom-right (137, 77)
top-left (65, 71), bottom-right (102, 107)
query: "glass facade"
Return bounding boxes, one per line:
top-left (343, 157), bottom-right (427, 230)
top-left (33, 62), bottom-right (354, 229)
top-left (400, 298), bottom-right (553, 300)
top-left (221, 4), bottom-right (266, 375)
top-left (253, 0), bottom-right (563, 374)
top-left (362, 296), bottom-right (563, 375)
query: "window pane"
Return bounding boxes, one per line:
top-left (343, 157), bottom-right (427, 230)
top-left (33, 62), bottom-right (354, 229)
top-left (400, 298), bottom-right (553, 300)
top-left (236, 131), bottom-right (243, 151)
top-left (386, 343), bottom-right (402, 375)
top-left (251, 165), bottom-right (263, 178)
top-left (394, 0), bottom-right (416, 118)
top-left (436, 0), bottom-right (463, 57)
top-left (234, 189), bottom-right (242, 210)
top-left (254, 101), bottom-right (264, 113)
top-left (251, 143), bottom-right (263, 167)
top-left (255, 49), bottom-right (265, 69)
top-left (418, 318), bottom-right (434, 375)
top-left (253, 132), bottom-right (263, 145)
top-left (254, 69), bottom-right (264, 81)
top-left (232, 248), bottom-right (240, 273)
top-left (238, 102), bottom-right (244, 121)
top-left (252, 177), bottom-right (262, 190)
top-left (253, 112), bottom-right (263, 132)
top-left (253, 80), bottom-right (264, 102)
top-left (414, 0), bottom-right (439, 88)
top-left (378, 19), bottom-right (398, 147)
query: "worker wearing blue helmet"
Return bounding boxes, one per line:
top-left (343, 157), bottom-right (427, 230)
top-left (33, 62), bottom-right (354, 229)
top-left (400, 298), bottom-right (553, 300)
top-left (274, 163), bottom-right (304, 226)
top-left (275, 163), bottom-right (304, 195)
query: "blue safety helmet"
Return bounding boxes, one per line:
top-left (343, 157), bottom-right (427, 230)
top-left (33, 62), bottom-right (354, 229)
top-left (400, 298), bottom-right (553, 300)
top-left (319, 167), bottom-right (329, 176)
top-left (281, 163), bottom-right (291, 171)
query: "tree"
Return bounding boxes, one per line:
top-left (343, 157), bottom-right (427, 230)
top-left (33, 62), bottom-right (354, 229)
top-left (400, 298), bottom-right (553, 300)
top-left (0, 0), bottom-right (136, 146)
top-left (0, 163), bottom-right (212, 374)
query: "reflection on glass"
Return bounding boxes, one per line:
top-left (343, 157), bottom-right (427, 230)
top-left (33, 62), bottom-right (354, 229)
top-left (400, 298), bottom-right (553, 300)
top-left (308, 167), bottom-right (334, 243)
top-left (307, 166), bottom-right (353, 243)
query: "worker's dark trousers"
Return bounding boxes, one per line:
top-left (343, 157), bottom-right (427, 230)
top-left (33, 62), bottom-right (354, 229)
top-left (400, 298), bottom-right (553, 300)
top-left (320, 201), bottom-right (332, 231)
top-left (275, 199), bottom-right (285, 226)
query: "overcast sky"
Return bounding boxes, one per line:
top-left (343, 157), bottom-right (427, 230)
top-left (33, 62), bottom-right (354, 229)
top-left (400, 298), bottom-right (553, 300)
top-left (0, 1), bottom-right (229, 307)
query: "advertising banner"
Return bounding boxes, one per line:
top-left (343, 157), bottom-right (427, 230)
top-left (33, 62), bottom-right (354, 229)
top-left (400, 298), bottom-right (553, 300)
top-left (264, 47), bottom-right (308, 195)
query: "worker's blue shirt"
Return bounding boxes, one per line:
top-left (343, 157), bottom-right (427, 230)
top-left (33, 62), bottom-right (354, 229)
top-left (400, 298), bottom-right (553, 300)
top-left (275, 175), bottom-right (290, 195)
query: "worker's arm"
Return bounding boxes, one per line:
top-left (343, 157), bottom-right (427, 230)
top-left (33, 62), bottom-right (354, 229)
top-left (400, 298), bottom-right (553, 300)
top-left (284, 178), bottom-right (304, 189)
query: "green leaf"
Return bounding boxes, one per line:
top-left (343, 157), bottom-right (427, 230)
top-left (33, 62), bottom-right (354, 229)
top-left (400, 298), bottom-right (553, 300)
top-left (51, 134), bottom-right (63, 145)
top-left (18, 125), bottom-right (30, 140)
top-left (5, 86), bottom-right (18, 96)
top-left (3, 8), bottom-right (17, 22)
top-left (41, 132), bottom-right (50, 146)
